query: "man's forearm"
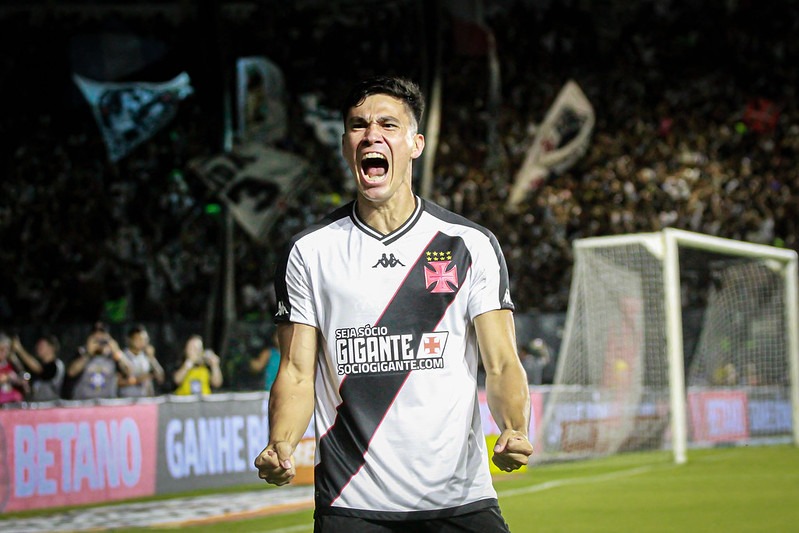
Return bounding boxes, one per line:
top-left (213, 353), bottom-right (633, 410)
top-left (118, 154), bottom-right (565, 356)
top-left (268, 374), bottom-right (315, 448)
top-left (67, 353), bottom-right (89, 377)
top-left (14, 348), bottom-right (42, 374)
top-left (151, 358), bottom-right (165, 383)
top-left (485, 363), bottom-right (530, 435)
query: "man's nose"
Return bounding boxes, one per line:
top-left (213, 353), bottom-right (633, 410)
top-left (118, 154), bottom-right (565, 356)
top-left (362, 122), bottom-right (382, 143)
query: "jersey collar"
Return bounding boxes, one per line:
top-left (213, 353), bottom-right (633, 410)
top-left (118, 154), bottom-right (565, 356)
top-left (351, 196), bottom-right (424, 245)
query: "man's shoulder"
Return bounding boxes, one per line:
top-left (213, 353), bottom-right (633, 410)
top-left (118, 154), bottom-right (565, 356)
top-left (291, 201), bottom-right (354, 245)
top-left (421, 198), bottom-right (495, 240)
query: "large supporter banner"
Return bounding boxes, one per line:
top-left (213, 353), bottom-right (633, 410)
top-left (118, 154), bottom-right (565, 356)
top-left (0, 403), bottom-right (158, 512)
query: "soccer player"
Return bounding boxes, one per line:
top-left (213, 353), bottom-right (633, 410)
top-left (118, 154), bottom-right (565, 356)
top-left (255, 76), bottom-right (532, 532)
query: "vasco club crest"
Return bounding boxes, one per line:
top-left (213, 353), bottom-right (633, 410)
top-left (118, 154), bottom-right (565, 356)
top-left (424, 250), bottom-right (458, 293)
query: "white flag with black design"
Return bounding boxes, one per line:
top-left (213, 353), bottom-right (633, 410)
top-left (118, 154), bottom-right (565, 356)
top-left (73, 72), bottom-right (193, 162)
top-left (507, 80), bottom-right (595, 209)
top-left (191, 142), bottom-right (311, 242)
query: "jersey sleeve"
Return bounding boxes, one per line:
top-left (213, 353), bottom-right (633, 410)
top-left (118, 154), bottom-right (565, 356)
top-left (273, 241), bottom-right (318, 328)
top-left (467, 230), bottom-right (515, 320)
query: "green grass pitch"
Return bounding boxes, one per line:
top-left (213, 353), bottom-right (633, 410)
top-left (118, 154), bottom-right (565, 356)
top-left (5, 445), bottom-right (798, 532)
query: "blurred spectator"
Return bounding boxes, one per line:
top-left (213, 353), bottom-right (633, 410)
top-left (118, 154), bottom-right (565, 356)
top-left (10, 334), bottom-right (65, 401)
top-left (0, 332), bottom-right (28, 404)
top-left (742, 362), bottom-right (761, 387)
top-left (712, 362), bottom-right (739, 386)
top-left (519, 338), bottom-right (551, 385)
top-left (173, 334), bottom-right (223, 395)
top-left (249, 330), bottom-right (280, 391)
top-left (65, 322), bottom-right (132, 400)
top-left (118, 324), bottom-right (165, 398)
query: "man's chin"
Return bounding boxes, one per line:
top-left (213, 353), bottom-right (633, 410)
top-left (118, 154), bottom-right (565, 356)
top-left (358, 182), bottom-right (391, 203)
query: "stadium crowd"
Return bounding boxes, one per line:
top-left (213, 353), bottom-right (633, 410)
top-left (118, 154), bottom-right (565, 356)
top-left (1, 1), bottom-right (798, 395)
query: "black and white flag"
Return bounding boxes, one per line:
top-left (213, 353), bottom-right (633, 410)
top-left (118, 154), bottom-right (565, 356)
top-left (507, 80), bottom-right (594, 209)
top-left (74, 72), bottom-right (193, 162)
top-left (191, 143), bottom-right (311, 242)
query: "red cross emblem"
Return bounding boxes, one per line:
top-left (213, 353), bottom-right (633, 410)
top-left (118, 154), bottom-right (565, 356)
top-left (417, 331), bottom-right (449, 359)
top-left (424, 336), bottom-right (441, 356)
top-left (424, 261), bottom-right (458, 293)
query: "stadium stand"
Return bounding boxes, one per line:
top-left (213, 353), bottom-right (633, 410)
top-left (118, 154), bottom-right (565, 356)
top-left (0, 1), bottom-right (797, 390)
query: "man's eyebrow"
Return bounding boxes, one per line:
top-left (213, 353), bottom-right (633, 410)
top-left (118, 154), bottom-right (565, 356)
top-left (377, 115), bottom-right (400, 122)
top-left (347, 114), bottom-right (402, 125)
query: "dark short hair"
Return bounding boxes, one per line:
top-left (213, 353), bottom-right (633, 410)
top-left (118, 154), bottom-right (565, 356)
top-left (128, 324), bottom-right (147, 338)
top-left (40, 334), bottom-right (60, 353)
top-left (341, 75), bottom-right (425, 129)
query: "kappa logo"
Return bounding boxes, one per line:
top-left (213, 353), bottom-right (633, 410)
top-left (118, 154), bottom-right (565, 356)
top-left (276, 300), bottom-right (289, 317)
top-left (372, 253), bottom-right (405, 268)
top-left (503, 288), bottom-right (513, 306)
top-left (424, 250), bottom-right (458, 293)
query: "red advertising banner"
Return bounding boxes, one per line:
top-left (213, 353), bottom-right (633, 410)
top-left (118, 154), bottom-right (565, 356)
top-left (688, 390), bottom-right (750, 444)
top-left (0, 403), bottom-right (158, 512)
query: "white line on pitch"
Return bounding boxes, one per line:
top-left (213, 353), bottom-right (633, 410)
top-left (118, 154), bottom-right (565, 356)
top-left (498, 464), bottom-right (671, 497)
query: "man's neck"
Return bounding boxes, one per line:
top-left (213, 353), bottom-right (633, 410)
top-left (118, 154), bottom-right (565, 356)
top-left (356, 192), bottom-right (417, 235)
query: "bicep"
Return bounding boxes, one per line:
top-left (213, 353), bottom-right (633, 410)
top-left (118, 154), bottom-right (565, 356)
top-left (474, 309), bottom-right (519, 376)
top-left (276, 322), bottom-right (318, 382)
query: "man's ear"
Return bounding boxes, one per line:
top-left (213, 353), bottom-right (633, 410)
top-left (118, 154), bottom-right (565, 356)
top-left (411, 133), bottom-right (425, 159)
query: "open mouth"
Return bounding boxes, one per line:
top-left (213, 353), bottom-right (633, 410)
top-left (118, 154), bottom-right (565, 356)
top-left (361, 152), bottom-right (389, 180)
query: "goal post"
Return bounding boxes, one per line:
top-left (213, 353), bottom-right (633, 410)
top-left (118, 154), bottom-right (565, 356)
top-left (534, 229), bottom-right (799, 464)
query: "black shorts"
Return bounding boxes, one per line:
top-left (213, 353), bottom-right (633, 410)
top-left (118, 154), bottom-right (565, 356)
top-left (314, 506), bottom-right (511, 533)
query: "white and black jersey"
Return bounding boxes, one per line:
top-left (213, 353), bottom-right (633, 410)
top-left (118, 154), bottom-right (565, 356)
top-left (274, 197), bottom-right (514, 520)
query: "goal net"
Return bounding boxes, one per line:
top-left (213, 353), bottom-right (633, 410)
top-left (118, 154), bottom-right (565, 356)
top-left (534, 229), bottom-right (799, 464)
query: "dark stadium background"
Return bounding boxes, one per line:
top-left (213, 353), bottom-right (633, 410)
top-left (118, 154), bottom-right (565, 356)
top-left (1, 0), bottom-right (796, 389)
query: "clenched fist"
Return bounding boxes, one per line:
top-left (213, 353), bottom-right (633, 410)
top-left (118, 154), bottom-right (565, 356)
top-left (254, 441), bottom-right (296, 486)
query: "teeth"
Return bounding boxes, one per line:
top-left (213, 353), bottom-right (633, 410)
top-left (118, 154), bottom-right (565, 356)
top-left (363, 153), bottom-right (386, 160)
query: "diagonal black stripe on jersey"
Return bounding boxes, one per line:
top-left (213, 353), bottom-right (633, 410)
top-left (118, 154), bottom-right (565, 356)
top-left (315, 231), bottom-right (473, 509)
